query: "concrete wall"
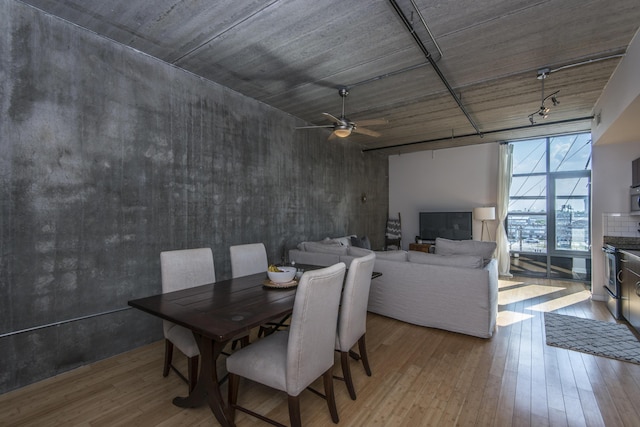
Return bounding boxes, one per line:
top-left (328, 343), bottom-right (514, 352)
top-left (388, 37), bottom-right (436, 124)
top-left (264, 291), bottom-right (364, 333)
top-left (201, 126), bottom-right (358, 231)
top-left (388, 143), bottom-right (499, 247)
top-left (0, 1), bottom-right (388, 393)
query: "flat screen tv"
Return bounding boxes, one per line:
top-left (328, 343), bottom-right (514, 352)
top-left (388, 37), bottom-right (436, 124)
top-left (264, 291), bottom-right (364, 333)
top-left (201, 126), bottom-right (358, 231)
top-left (419, 211), bottom-right (472, 242)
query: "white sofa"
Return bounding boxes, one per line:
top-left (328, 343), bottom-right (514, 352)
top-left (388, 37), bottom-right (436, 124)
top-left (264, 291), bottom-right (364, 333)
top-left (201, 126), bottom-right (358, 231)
top-left (289, 237), bottom-right (499, 338)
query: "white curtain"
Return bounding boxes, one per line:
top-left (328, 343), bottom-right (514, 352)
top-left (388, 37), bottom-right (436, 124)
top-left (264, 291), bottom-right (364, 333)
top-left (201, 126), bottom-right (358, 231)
top-left (496, 143), bottom-right (513, 277)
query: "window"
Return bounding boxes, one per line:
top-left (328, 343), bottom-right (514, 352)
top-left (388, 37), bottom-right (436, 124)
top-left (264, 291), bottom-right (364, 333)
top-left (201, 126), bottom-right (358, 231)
top-left (507, 133), bottom-right (591, 281)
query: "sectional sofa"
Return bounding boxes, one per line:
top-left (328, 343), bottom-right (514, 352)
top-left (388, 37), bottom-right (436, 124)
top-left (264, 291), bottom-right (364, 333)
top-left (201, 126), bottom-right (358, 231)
top-left (289, 237), bottom-right (499, 338)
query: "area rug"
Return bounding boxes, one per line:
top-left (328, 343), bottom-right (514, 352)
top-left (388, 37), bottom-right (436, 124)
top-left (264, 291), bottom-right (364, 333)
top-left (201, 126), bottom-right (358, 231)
top-left (544, 312), bottom-right (640, 364)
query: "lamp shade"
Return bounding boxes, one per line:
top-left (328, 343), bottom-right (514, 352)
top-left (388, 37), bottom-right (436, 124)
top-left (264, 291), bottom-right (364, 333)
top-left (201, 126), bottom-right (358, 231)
top-left (473, 207), bottom-right (496, 221)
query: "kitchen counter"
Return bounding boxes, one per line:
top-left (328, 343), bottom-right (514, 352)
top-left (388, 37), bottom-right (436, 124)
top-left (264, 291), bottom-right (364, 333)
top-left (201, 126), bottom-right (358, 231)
top-left (603, 236), bottom-right (640, 250)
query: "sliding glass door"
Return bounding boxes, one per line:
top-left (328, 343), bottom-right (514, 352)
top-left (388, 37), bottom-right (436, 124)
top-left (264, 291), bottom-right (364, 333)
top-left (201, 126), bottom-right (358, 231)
top-left (507, 133), bottom-right (591, 281)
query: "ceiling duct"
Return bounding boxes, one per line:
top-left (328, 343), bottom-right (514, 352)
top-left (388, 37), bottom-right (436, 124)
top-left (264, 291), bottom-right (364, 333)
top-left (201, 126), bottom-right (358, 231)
top-left (388, 0), bottom-right (482, 137)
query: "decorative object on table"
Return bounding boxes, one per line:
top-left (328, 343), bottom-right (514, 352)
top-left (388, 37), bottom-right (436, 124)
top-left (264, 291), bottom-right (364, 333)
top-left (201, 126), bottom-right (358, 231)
top-left (267, 265), bottom-right (297, 283)
top-left (335, 252), bottom-right (376, 400)
top-left (473, 206), bottom-right (496, 241)
top-left (263, 278), bottom-right (298, 289)
top-left (227, 263), bottom-right (347, 427)
top-left (384, 212), bottom-right (402, 250)
top-left (544, 312), bottom-right (640, 364)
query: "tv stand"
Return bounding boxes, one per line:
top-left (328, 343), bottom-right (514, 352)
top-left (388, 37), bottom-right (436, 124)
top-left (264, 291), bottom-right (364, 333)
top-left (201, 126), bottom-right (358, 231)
top-left (409, 243), bottom-right (432, 253)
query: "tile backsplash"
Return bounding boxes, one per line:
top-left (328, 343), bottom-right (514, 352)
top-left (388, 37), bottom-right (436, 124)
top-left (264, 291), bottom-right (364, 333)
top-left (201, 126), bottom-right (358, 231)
top-left (603, 213), bottom-right (640, 237)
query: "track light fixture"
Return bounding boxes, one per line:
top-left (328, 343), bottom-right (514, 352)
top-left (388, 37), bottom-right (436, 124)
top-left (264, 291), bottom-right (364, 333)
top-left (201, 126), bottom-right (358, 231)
top-left (528, 68), bottom-right (560, 125)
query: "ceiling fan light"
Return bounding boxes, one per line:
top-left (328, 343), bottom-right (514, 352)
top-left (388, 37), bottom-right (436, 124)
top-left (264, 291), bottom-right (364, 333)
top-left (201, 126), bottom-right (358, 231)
top-left (333, 125), bottom-right (352, 138)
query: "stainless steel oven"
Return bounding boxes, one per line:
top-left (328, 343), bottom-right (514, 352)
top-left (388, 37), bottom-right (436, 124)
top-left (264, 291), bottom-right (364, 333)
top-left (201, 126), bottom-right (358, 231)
top-left (602, 244), bottom-right (622, 319)
top-left (631, 187), bottom-right (640, 213)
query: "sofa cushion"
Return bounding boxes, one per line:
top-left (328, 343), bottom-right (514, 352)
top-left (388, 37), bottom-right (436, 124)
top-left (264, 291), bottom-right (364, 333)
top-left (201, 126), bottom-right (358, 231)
top-left (298, 238), bottom-right (338, 250)
top-left (408, 251), bottom-right (483, 269)
top-left (350, 235), bottom-right (371, 249)
top-left (302, 241), bottom-right (348, 255)
top-left (333, 235), bottom-right (356, 247)
top-left (348, 246), bottom-right (374, 257)
top-left (374, 250), bottom-right (408, 262)
top-left (434, 238), bottom-right (496, 261)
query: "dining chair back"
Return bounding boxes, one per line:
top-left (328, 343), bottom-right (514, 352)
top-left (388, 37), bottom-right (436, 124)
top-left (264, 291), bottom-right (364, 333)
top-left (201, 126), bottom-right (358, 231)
top-left (230, 242), bottom-right (284, 337)
top-left (335, 252), bottom-right (376, 400)
top-left (226, 262), bottom-right (347, 427)
top-left (160, 248), bottom-right (215, 392)
top-left (229, 243), bottom-right (268, 278)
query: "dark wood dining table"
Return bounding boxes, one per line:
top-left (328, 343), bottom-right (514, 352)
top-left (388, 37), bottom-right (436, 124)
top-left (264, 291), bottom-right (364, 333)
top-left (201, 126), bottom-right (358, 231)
top-left (128, 270), bottom-right (300, 427)
top-left (128, 264), bottom-right (381, 426)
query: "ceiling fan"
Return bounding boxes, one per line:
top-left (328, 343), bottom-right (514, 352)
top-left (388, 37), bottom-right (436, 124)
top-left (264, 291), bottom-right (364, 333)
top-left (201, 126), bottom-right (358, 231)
top-left (296, 88), bottom-right (387, 139)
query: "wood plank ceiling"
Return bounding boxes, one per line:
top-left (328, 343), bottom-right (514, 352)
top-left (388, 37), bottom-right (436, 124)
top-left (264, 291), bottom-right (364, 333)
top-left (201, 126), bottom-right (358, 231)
top-left (21, 0), bottom-right (640, 154)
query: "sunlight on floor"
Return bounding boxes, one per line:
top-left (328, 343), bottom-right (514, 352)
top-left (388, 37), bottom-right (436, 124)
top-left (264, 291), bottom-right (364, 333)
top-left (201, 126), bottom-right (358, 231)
top-left (497, 310), bottom-right (534, 327)
top-left (498, 279), bottom-right (524, 289)
top-left (527, 290), bottom-right (592, 312)
top-left (496, 280), bottom-right (591, 327)
top-left (498, 284), bottom-right (566, 305)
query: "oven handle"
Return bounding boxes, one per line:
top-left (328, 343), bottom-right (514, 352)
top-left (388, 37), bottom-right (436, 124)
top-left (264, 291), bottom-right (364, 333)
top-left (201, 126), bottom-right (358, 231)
top-left (603, 285), bottom-right (619, 299)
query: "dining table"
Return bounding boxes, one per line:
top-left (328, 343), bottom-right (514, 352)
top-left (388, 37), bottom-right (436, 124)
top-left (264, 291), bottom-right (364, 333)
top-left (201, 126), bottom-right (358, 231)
top-left (128, 264), bottom-right (381, 427)
top-left (128, 269), bottom-right (301, 427)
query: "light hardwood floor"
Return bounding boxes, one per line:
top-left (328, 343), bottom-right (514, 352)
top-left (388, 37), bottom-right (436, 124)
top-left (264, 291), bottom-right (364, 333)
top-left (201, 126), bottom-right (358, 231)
top-left (2, 277), bottom-right (640, 426)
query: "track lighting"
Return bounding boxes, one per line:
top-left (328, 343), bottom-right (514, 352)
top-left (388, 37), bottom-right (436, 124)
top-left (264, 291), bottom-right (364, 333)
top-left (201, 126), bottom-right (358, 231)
top-left (527, 68), bottom-right (560, 124)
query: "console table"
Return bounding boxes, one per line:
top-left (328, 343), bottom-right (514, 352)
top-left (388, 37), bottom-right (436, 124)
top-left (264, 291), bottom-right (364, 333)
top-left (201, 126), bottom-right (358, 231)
top-left (409, 243), bottom-right (432, 253)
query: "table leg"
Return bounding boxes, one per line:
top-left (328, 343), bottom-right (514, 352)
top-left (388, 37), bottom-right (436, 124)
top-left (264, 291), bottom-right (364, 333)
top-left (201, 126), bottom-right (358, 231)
top-left (173, 335), bottom-right (233, 427)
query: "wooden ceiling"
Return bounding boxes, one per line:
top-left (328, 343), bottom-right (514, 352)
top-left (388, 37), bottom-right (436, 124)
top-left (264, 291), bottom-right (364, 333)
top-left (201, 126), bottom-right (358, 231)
top-left (21, 0), bottom-right (640, 154)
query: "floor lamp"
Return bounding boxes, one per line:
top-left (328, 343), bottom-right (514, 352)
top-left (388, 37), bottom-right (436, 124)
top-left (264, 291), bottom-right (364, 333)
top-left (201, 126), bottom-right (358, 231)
top-left (474, 207), bottom-right (496, 241)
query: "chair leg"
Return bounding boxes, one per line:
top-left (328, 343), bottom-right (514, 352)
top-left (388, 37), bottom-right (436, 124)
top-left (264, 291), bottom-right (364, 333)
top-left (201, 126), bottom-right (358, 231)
top-left (322, 369), bottom-right (339, 424)
top-left (340, 351), bottom-right (357, 400)
top-left (288, 394), bottom-right (302, 427)
top-left (358, 334), bottom-right (372, 376)
top-left (240, 335), bottom-right (250, 348)
top-left (228, 373), bottom-right (239, 422)
top-left (163, 339), bottom-right (173, 377)
top-left (187, 355), bottom-right (199, 393)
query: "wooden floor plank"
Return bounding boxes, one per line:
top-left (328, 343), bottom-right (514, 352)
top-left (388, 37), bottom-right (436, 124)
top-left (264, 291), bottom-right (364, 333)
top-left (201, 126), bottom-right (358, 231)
top-left (2, 277), bottom-right (640, 426)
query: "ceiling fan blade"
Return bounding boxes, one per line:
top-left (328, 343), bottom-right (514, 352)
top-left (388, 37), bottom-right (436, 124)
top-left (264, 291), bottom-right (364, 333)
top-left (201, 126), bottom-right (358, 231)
top-left (295, 124), bottom-right (334, 129)
top-left (328, 131), bottom-right (338, 140)
top-left (353, 127), bottom-right (381, 137)
top-left (356, 118), bottom-right (388, 127)
top-left (322, 112), bottom-right (343, 124)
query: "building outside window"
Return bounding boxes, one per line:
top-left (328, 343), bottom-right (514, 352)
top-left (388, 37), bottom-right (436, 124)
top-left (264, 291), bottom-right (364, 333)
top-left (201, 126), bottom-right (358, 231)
top-left (507, 133), bottom-right (591, 281)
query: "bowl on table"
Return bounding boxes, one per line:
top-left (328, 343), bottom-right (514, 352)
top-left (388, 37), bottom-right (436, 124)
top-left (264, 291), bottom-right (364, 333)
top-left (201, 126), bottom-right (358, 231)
top-left (267, 266), bottom-right (297, 283)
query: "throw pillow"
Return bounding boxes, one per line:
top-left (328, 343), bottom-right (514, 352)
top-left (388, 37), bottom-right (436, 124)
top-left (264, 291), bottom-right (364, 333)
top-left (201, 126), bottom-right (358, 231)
top-left (434, 238), bottom-right (496, 261)
top-left (333, 235), bottom-right (356, 247)
top-left (351, 235), bottom-right (371, 250)
top-left (408, 251), bottom-right (483, 269)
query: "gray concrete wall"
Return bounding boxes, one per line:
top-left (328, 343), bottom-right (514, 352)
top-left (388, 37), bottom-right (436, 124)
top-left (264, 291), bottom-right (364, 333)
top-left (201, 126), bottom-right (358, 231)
top-left (0, 1), bottom-right (388, 394)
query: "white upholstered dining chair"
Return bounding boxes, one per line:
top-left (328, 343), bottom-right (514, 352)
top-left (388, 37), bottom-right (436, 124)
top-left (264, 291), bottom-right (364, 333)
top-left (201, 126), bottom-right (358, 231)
top-left (335, 252), bottom-right (376, 400)
top-left (230, 243), bottom-right (269, 278)
top-left (226, 262), bottom-right (347, 427)
top-left (230, 242), bottom-right (285, 338)
top-left (160, 248), bottom-right (214, 392)
top-left (160, 247), bottom-right (249, 392)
